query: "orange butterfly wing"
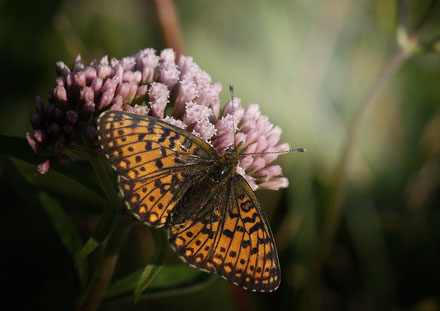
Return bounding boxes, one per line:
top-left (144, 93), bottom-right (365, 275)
top-left (97, 110), bottom-right (217, 227)
top-left (168, 174), bottom-right (281, 292)
top-left (98, 110), bottom-right (281, 291)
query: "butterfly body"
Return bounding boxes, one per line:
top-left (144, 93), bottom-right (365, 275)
top-left (97, 110), bottom-right (281, 292)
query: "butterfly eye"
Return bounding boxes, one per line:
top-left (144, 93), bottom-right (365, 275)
top-left (220, 165), bottom-right (230, 177)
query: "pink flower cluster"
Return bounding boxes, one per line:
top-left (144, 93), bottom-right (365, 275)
top-left (26, 48), bottom-right (289, 190)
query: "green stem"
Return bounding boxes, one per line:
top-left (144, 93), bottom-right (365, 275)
top-left (77, 152), bottom-right (131, 311)
top-left (78, 214), bottom-right (133, 311)
top-left (300, 45), bottom-right (412, 310)
top-left (88, 154), bottom-right (121, 212)
top-left (134, 227), bottom-right (168, 303)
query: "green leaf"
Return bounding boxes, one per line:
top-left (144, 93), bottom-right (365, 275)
top-left (0, 135), bottom-right (103, 197)
top-left (74, 203), bottom-right (117, 266)
top-left (51, 161), bottom-right (104, 198)
top-left (105, 269), bottom-right (142, 299)
top-left (38, 192), bottom-right (88, 289)
top-left (11, 158), bottom-right (105, 210)
top-left (134, 228), bottom-right (168, 303)
top-left (146, 265), bottom-right (206, 289)
top-left (105, 265), bottom-right (211, 300)
top-left (0, 136), bottom-right (120, 265)
top-left (39, 192), bottom-right (83, 256)
top-left (1, 157), bottom-right (88, 289)
top-left (136, 274), bottom-right (216, 301)
top-left (134, 264), bottom-right (163, 302)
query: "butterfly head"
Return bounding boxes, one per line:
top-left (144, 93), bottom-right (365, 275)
top-left (216, 146), bottom-right (240, 179)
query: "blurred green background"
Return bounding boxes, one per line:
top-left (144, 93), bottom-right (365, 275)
top-left (1, 0), bottom-right (440, 310)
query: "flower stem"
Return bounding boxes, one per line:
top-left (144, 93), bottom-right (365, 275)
top-left (77, 153), bottom-right (132, 311)
top-left (152, 0), bottom-right (185, 56)
top-left (300, 44), bottom-right (413, 310)
top-left (88, 154), bottom-right (121, 212)
top-left (78, 214), bottom-right (133, 311)
top-left (134, 227), bottom-right (168, 303)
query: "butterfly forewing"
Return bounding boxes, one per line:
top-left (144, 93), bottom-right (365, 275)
top-left (168, 174), bottom-right (281, 292)
top-left (97, 111), bottom-right (217, 227)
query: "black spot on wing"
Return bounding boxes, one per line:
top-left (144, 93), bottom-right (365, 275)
top-left (223, 229), bottom-right (234, 238)
top-left (158, 128), bottom-right (171, 143)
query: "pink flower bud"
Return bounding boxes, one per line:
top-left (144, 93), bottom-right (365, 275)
top-left (54, 141), bottom-right (64, 153)
top-left (183, 101), bottom-right (212, 127)
top-left (54, 108), bottom-right (64, 123)
top-left (63, 124), bottom-right (73, 135)
top-left (132, 104), bottom-right (150, 116)
top-left (135, 85), bottom-right (148, 99)
top-left (56, 61), bottom-right (70, 76)
top-left (80, 87), bottom-right (95, 103)
top-left (84, 66), bottom-right (97, 85)
top-left (91, 77), bottom-right (103, 93)
top-left (193, 119), bottom-right (217, 141)
top-left (50, 123), bottom-right (61, 136)
top-left (30, 112), bottom-right (44, 129)
top-left (35, 96), bottom-right (45, 115)
top-left (259, 177), bottom-right (289, 190)
top-left (163, 116), bottom-right (186, 129)
top-left (72, 54), bottom-right (84, 72)
top-left (33, 130), bottom-right (47, 144)
top-left (65, 111), bottom-right (78, 125)
top-left (98, 89), bottom-right (116, 110)
top-left (160, 48), bottom-right (176, 64)
top-left (159, 66), bottom-right (180, 88)
top-left (26, 132), bottom-right (42, 153)
top-left (149, 82), bottom-right (169, 118)
top-left (79, 102), bottom-right (95, 121)
top-left (37, 159), bottom-right (50, 174)
top-left (53, 86), bottom-right (68, 103)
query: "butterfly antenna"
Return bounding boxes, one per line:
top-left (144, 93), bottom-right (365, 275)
top-left (229, 84), bottom-right (237, 150)
top-left (240, 148), bottom-right (307, 157)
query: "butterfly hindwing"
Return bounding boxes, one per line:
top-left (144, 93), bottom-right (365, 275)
top-left (167, 181), bottom-right (226, 273)
top-left (168, 174), bottom-right (281, 292)
top-left (97, 110), bottom-right (217, 227)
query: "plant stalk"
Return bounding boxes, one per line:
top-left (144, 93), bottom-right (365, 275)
top-left (152, 0), bottom-right (185, 56)
top-left (77, 154), bottom-right (132, 311)
top-left (300, 44), bottom-right (412, 310)
top-left (78, 214), bottom-right (133, 311)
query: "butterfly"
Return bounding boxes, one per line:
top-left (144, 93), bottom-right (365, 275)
top-left (97, 110), bottom-right (281, 292)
